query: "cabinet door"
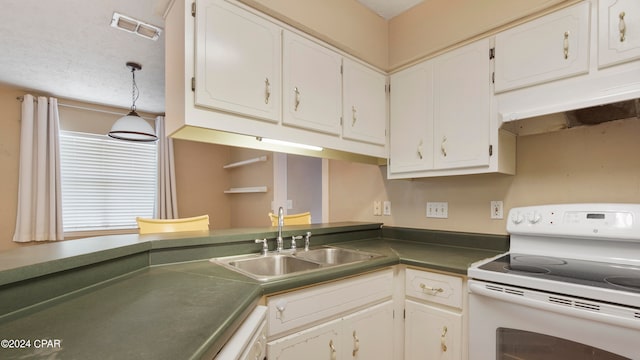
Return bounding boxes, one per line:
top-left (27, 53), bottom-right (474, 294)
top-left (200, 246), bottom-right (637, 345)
top-left (388, 61), bottom-right (434, 175)
top-left (433, 38), bottom-right (491, 170)
top-left (599, 0), bottom-right (640, 68)
top-left (267, 318), bottom-right (341, 360)
top-left (405, 299), bottom-right (462, 360)
top-left (283, 30), bottom-right (342, 135)
top-left (342, 58), bottom-right (387, 145)
top-left (494, 1), bottom-right (590, 93)
top-left (342, 301), bottom-right (394, 360)
top-left (195, 0), bottom-right (281, 122)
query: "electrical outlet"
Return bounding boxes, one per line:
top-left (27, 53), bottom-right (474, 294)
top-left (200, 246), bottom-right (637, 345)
top-left (373, 201), bottom-right (382, 216)
top-left (383, 201), bottom-right (391, 216)
top-left (426, 202), bottom-right (448, 218)
top-left (491, 201), bottom-right (504, 219)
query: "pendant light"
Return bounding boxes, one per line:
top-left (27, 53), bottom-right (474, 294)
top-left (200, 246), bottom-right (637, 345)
top-left (108, 62), bottom-right (158, 142)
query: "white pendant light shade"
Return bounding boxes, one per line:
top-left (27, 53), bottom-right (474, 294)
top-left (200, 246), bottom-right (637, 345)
top-left (108, 62), bottom-right (158, 142)
top-left (109, 110), bottom-right (157, 142)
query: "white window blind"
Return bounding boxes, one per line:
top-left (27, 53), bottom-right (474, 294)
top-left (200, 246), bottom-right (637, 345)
top-left (59, 131), bottom-right (157, 232)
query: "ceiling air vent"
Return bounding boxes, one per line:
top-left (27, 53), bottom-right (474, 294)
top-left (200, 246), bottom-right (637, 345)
top-left (110, 12), bottom-right (162, 41)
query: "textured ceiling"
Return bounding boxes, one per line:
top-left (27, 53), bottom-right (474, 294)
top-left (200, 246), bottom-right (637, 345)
top-left (0, 0), bottom-right (169, 113)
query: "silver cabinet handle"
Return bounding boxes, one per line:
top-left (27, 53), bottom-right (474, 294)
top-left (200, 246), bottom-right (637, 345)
top-left (352, 331), bottom-right (360, 356)
top-left (417, 140), bottom-right (424, 160)
top-left (264, 78), bottom-right (271, 104)
top-left (420, 283), bottom-right (444, 294)
top-left (441, 326), bottom-right (448, 352)
top-left (563, 31), bottom-right (570, 59)
top-left (619, 12), bottom-right (627, 42)
top-left (351, 106), bottom-right (357, 126)
top-left (329, 339), bottom-right (337, 360)
top-left (294, 87), bottom-right (300, 111)
top-left (440, 136), bottom-right (447, 157)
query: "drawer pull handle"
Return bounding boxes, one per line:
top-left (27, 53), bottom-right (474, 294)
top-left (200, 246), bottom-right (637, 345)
top-left (619, 12), bottom-right (626, 42)
top-left (417, 140), bottom-right (423, 160)
top-left (441, 326), bottom-right (448, 352)
top-left (275, 301), bottom-right (287, 319)
top-left (563, 31), bottom-right (570, 59)
top-left (420, 283), bottom-right (444, 294)
top-left (329, 339), bottom-right (337, 360)
top-left (352, 331), bottom-right (360, 356)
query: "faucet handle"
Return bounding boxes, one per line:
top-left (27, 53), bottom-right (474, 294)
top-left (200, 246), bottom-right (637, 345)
top-left (255, 238), bottom-right (268, 255)
top-left (291, 235), bottom-right (302, 250)
top-left (304, 232), bottom-right (312, 251)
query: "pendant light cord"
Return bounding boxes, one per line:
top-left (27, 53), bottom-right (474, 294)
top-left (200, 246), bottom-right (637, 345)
top-left (131, 67), bottom-right (139, 112)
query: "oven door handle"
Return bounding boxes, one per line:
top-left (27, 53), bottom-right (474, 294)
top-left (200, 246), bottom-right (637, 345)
top-left (469, 282), bottom-right (640, 331)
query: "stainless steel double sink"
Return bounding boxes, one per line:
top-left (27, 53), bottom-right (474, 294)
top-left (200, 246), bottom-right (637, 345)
top-left (211, 247), bottom-right (383, 281)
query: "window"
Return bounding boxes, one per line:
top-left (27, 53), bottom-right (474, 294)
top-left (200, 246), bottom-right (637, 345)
top-left (59, 131), bottom-right (157, 233)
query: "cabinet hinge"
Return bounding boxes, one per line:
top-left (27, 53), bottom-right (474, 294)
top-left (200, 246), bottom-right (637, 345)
top-left (403, 308), bottom-right (406, 320)
top-left (386, 84), bottom-right (390, 93)
top-left (191, 77), bottom-right (195, 92)
top-left (191, 2), bottom-right (196, 17)
top-left (340, 116), bottom-right (343, 126)
top-left (489, 47), bottom-right (495, 59)
top-left (340, 64), bottom-right (343, 75)
top-left (489, 144), bottom-right (493, 156)
top-left (491, 72), bottom-right (495, 84)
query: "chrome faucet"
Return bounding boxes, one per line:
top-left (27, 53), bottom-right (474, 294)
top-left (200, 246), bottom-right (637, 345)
top-left (276, 206), bottom-right (284, 252)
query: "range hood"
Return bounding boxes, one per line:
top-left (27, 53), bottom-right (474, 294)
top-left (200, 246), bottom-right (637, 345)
top-left (501, 98), bottom-right (640, 136)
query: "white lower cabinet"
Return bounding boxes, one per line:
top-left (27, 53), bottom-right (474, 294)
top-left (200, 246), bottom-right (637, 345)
top-left (267, 301), bottom-right (394, 360)
top-left (404, 268), bottom-right (466, 360)
top-left (265, 269), bottom-right (395, 360)
top-left (405, 300), bottom-right (462, 360)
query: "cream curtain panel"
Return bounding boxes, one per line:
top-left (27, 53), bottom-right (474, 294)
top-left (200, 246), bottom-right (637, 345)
top-left (13, 95), bottom-right (64, 242)
top-left (155, 116), bottom-right (178, 219)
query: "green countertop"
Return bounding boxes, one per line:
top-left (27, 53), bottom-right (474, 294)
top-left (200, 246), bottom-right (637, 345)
top-left (0, 225), bottom-right (507, 360)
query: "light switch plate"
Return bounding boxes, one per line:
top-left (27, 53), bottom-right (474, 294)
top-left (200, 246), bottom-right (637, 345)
top-left (426, 202), bottom-right (448, 218)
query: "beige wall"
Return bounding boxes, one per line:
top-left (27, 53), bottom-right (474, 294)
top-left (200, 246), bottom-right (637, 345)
top-left (329, 117), bottom-right (640, 235)
top-left (173, 140), bottom-right (233, 229)
top-left (0, 85), bottom-right (23, 252)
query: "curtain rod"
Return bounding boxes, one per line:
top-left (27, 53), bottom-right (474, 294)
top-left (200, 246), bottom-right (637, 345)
top-left (16, 96), bottom-right (160, 121)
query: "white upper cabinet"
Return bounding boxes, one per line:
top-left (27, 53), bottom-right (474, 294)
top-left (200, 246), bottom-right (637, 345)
top-left (433, 39), bottom-right (491, 170)
top-left (388, 38), bottom-right (509, 179)
top-left (388, 61), bottom-right (434, 175)
top-left (283, 30), bottom-right (343, 135)
top-left (494, 1), bottom-right (591, 93)
top-left (342, 58), bottom-right (387, 145)
top-left (194, 0), bottom-right (281, 122)
top-left (599, 0), bottom-right (640, 68)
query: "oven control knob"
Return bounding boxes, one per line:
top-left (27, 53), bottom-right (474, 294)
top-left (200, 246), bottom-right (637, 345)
top-left (527, 212), bottom-right (542, 224)
top-left (511, 212), bottom-right (524, 225)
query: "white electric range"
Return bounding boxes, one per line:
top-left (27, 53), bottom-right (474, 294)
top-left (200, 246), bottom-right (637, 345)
top-left (468, 203), bottom-right (640, 360)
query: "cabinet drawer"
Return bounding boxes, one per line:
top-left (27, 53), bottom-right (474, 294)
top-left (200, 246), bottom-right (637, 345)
top-left (266, 268), bottom-right (394, 337)
top-left (405, 268), bottom-right (463, 309)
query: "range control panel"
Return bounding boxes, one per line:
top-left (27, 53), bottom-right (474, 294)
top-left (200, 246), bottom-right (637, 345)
top-left (507, 204), bottom-right (640, 240)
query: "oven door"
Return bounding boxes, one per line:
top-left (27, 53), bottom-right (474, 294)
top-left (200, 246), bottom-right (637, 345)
top-left (468, 279), bottom-right (640, 360)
